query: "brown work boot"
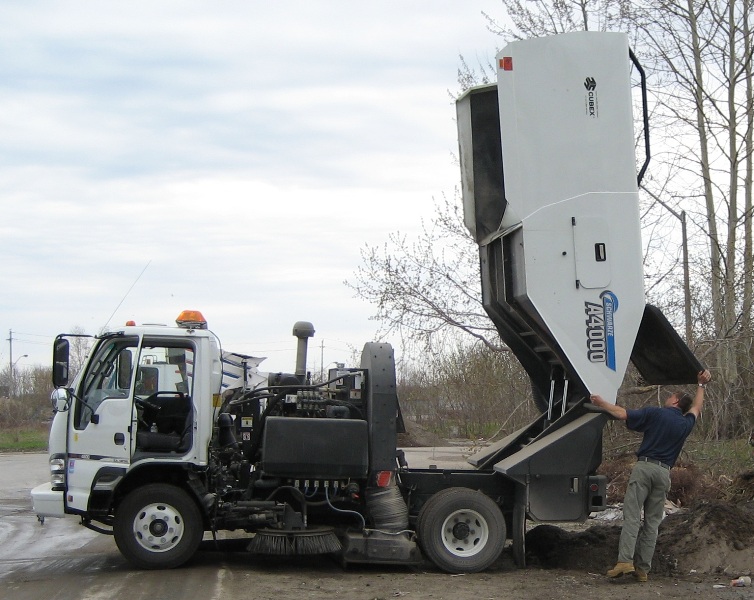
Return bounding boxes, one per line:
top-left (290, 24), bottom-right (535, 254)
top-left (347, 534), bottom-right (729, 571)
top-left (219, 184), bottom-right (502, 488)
top-left (633, 568), bottom-right (648, 582)
top-left (606, 562), bottom-right (635, 578)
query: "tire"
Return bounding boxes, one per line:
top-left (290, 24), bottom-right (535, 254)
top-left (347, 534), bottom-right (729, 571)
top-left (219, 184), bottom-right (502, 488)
top-left (114, 483), bottom-right (203, 569)
top-left (416, 487), bottom-right (506, 573)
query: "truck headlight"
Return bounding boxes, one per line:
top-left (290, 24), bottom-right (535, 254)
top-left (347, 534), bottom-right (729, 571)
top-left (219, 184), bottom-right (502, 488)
top-left (50, 455), bottom-right (65, 491)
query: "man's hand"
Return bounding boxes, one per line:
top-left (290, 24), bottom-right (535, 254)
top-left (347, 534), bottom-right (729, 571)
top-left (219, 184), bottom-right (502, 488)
top-left (589, 394), bottom-right (628, 421)
top-left (688, 370), bottom-right (711, 418)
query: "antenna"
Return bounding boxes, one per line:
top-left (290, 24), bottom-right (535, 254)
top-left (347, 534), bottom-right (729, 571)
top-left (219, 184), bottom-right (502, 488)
top-left (102, 260), bottom-right (152, 330)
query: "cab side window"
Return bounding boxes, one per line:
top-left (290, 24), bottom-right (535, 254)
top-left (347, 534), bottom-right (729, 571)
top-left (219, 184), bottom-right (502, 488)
top-left (135, 344), bottom-right (193, 398)
top-left (134, 342), bottom-right (195, 454)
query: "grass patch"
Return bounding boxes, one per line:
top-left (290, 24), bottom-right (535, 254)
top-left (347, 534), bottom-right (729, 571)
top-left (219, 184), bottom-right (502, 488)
top-left (601, 437), bottom-right (754, 505)
top-left (683, 438), bottom-right (754, 480)
top-left (0, 426), bottom-right (49, 452)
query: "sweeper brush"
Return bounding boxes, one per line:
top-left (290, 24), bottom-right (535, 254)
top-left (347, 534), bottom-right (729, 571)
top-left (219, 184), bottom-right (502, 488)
top-left (246, 527), bottom-right (342, 556)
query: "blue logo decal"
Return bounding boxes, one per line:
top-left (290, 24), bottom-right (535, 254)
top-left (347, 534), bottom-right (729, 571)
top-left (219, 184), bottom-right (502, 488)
top-left (584, 290), bottom-right (619, 371)
top-left (600, 291), bottom-right (618, 370)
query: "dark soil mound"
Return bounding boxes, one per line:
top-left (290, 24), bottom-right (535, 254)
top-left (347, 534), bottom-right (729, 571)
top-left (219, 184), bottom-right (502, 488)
top-left (397, 419), bottom-right (445, 447)
top-left (525, 500), bottom-right (754, 576)
top-left (655, 500), bottom-right (754, 575)
top-left (525, 524), bottom-right (620, 572)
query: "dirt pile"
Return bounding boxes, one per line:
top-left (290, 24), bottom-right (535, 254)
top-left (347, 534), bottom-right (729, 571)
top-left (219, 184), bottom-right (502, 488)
top-left (655, 500), bottom-right (754, 575)
top-left (525, 524), bottom-right (620, 573)
top-left (397, 420), bottom-right (445, 447)
top-left (525, 499), bottom-right (754, 576)
top-left (528, 456), bottom-right (754, 576)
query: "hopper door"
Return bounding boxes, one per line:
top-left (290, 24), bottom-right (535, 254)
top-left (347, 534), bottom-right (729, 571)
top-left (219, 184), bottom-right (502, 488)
top-left (573, 216), bottom-right (611, 290)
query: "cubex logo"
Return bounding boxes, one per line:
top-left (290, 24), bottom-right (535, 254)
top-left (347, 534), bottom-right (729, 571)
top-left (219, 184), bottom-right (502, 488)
top-left (584, 77), bottom-right (597, 117)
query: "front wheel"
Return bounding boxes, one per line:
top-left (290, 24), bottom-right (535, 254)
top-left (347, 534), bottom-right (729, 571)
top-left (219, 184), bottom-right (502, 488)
top-left (416, 487), bottom-right (506, 573)
top-left (114, 483), bottom-right (203, 569)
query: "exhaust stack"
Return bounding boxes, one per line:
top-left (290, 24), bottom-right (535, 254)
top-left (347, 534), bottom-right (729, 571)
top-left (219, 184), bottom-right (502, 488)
top-left (292, 321), bottom-right (315, 383)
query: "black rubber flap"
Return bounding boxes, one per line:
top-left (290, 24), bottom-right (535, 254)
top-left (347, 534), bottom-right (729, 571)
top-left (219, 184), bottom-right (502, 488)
top-left (457, 85), bottom-right (506, 243)
top-left (630, 304), bottom-right (703, 385)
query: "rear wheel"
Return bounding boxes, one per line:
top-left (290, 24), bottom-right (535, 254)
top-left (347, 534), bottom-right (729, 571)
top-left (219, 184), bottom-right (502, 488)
top-left (114, 483), bottom-right (202, 569)
top-left (417, 487), bottom-right (505, 573)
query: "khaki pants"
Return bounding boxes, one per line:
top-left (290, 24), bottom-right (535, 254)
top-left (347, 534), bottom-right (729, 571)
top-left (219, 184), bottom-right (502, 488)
top-left (618, 460), bottom-right (671, 572)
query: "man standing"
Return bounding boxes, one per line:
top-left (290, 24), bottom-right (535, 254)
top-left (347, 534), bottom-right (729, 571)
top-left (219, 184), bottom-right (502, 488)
top-left (590, 369), bottom-right (712, 582)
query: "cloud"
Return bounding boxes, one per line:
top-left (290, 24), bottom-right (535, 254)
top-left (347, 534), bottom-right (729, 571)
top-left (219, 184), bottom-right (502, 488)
top-left (0, 0), bottom-right (501, 372)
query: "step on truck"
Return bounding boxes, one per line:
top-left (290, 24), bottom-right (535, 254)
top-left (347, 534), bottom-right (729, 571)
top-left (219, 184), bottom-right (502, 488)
top-left (32, 31), bottom-right (702, 573)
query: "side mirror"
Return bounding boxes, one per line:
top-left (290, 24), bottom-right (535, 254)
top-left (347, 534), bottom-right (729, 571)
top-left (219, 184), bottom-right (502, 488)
top-left (50, 387), bottom-right (71, 413)
top-left (52, 337), bottom-right (70, 387)
top-left (117, 349), bottom-right (133, 389)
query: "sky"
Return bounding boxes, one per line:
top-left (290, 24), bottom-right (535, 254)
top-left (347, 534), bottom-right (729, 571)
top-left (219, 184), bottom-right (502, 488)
top-left (0, 1), bottom-right (504, 376)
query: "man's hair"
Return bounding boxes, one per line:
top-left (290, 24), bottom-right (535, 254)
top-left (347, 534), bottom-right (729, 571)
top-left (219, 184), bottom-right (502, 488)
top-left (676, 391), bottom-right (693, 413)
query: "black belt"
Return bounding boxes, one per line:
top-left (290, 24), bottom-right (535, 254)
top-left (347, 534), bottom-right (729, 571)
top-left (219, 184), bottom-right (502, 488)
top-left (637, 456), bottom-right (671, 469)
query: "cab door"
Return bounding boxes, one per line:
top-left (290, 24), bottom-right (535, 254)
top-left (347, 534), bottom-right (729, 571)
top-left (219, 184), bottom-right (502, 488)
top-left (65, 336), bottom-right (137, 515)
top-left (130, 339), bottom-right (195, 458)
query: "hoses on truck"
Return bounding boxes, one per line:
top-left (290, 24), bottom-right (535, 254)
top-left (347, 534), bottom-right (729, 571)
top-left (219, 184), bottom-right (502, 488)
top-left (325, 484), bottom-right (366, 530)
top-left (366, 485), bottom-right (409, 532)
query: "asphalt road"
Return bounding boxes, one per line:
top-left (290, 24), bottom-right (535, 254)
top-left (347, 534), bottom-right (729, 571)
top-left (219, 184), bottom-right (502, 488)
top-left (1, 452), bottom-right (741, 600)
top-left (0, 449), bottom-right (476, 600)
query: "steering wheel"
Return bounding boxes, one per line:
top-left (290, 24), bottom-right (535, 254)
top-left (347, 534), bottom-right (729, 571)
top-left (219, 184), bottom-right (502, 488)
top-left (135, 391), bottom-right (187, 412)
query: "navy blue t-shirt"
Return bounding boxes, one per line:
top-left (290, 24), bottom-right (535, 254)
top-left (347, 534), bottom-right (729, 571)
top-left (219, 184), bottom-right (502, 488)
top-left (625, 406), bottom-right (696, 467)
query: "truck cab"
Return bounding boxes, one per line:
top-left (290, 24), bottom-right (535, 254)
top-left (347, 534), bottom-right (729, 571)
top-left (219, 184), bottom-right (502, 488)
top-left (33, 312), bottom-right (223, 521)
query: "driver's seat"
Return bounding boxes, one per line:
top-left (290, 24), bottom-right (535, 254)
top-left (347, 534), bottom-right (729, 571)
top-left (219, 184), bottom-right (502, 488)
top-left (136, 394), bottom-right (193, 453)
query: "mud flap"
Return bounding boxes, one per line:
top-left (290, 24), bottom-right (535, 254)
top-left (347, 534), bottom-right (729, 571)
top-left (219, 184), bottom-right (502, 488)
top-left (631, 304), bottom-right (703, 384)
top-left (512, 484), bottom-right (527, 568)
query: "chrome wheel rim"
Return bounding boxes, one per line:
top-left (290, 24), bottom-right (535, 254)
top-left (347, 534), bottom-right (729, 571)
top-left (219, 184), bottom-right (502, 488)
top-left (132, 502), bottom-right (185, 553)
top-left (441, 508), bottom-right (489, 557)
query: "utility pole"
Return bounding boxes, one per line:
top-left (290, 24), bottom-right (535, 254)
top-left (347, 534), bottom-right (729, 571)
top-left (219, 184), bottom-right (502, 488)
top-left (8, 329), bottom-right (13, 377)
top-left (642, 191), bottom-right (694, 344)
top-left (7, 329), bottom-right (13, 398)
top-left (6, 331), bottom-right (27, 398)
top-left (680, 211), bottom-right (692, 344)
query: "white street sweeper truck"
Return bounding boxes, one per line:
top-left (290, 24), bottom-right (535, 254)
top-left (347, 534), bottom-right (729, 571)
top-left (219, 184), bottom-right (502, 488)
top-left (32, 31), bottom-right (702, 573)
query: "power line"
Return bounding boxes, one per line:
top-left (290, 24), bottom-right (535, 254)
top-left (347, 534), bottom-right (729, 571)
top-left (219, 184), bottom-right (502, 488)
top-left (12, 331), bottom-right (55, 339)
top-left (7, 338), bottom-right (50, 347)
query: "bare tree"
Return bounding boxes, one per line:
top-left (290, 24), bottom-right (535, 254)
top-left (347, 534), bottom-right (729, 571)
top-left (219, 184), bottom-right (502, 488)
top-left (351, 1), bottom-right (754, 439)
top-left (483, 0), bottom-right (637, 39)
top-left (0, 365), bottom-right (53, 440)
top-left (636, 0), bottom-right (754, 436)
top-left (457, 0), bottom-right (637, 95)
top-left (398, 343), bottom-right (538, 440)
top-left (68, 325), bottom-right (93, 381)
top-left (348, 193), bottom-right (502, 355)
